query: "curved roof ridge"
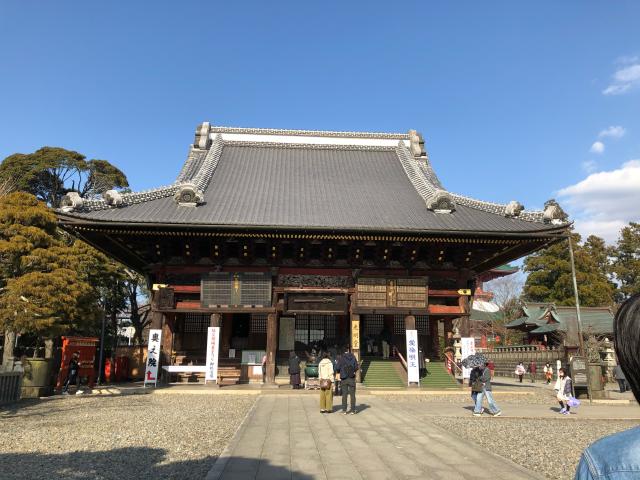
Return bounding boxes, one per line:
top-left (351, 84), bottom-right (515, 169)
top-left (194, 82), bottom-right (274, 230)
top-left (210, 125), bottom-right (409, 140)
top-left (176, 146), bottom-right (208, 183)
top-left (395, 142), bottom-right (454, 212)
top-left (222, 139), bottom-right (396, 152)
top-left (449, 192), bottom-right (545, 223)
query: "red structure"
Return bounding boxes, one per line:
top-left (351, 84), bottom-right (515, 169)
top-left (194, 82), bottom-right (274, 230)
top-left (56, 336), bottom-right (98, 390)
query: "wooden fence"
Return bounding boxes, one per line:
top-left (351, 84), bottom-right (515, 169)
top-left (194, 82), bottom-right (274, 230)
top-left (0, 371), bottom-right (22, 405)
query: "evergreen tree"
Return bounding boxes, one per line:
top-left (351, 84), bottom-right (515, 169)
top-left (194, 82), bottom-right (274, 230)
top-left (523, 232), bottom-right (615, 307)
top-left (0, 147), bottom-right (128, 207)
top-left (611, 222), bottom-right (640, 301)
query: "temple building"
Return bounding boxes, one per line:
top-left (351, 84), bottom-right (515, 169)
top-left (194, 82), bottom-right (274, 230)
top-left (57, 122), bottom-right (569, 384)
top-left (504, 302), bottom-right (614, 348)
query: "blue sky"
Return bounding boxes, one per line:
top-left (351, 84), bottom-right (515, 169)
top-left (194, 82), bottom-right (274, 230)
top-left (1, 1), bottom-right (638, 242)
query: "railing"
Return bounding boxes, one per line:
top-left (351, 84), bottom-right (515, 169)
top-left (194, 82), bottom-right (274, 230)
top-left (396, 349), bottom-right (408, 371)
top-left (0, 371), bottom-right (22, 406)
top-left (444, 351), bottom-right (464, 377)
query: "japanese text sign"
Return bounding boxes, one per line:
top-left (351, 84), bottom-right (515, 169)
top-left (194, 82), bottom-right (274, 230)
top-left (144, 329), bottom-right (162, 387)
top-left (205, 327), bottom-right (221, 383)
top-left (406, 329), bottom-right (420, 384)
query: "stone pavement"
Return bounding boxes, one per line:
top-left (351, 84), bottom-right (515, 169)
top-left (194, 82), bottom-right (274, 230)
top-left (207, 395), bottom-right (543, 480)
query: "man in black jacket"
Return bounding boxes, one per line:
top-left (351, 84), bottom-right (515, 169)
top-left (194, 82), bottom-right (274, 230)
top-left (62, 351), bottom-right (80, 395)
top-left (337, 346), bottom-right (358, 414)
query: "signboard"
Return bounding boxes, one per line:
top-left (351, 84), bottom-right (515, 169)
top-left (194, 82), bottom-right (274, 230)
top-left (406, 330), bottom-right (420, 384)
top-left (460, 337), bottom-right (476, 379)
top-left (284, 292), bottom-right (348, 314)
top-left (351, 319), bottom-right (360, 350)
top-left (144, 329), bottom-right (162, 387)
top-left (205, 327), bottom-right (221, 383)
top-left (356, 277), bottom-right (427, 309)
top-left (570, 356), bottom-right (588, 387)
top-left (279, 317), bottom-right (295, 350)
top-left (201, 272), bottom-right (271, 307)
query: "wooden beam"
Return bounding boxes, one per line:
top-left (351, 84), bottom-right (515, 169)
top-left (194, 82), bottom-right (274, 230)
top-left (265, 313), bottom-right (278, 384)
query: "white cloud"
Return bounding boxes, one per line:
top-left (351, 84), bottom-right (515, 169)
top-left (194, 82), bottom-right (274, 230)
top-left (558, 160), bottom-right (640, 243)
top-left (603, 63), bottom-right (640, 95)
top-left (590, 141), bottom-right (605, 154)
top-left (616, 55), bottom-right (639, 65)
top-left (598, 126), bottom-right (626, 139)
top-left (581, 160), bottom-right (597, 173)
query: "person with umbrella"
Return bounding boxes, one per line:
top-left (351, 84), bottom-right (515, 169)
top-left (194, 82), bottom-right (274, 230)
top-left (472, 358), bottom-right (502, 417)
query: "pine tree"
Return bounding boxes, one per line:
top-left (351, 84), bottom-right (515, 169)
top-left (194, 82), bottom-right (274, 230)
top-left (612, 222), bottom-right (640, 301)
top-left (523, 232), bottom-right (615, 307)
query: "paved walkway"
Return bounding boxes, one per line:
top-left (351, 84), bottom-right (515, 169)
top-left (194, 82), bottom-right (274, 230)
top-left (207, 395), bottom-right (543, 480)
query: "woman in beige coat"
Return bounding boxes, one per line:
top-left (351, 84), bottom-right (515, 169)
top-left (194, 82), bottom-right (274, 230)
top-left (318, 352), bottom-right (335, 413)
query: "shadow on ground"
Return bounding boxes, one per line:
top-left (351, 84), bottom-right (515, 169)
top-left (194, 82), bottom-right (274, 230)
top-left (0, 395), bottom-right (150, 419)
top-left (0, 448), bottom-right (317, 480)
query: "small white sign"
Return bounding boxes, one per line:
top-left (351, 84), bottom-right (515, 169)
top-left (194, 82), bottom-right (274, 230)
top-left (205, 327), bottom-right (221, 383)
top-left (405, 329), bottom-right (420, 384)
top-left (144, 329), bottom-right (162, 387)
top-left (461, 337), bottom-right (476, 379)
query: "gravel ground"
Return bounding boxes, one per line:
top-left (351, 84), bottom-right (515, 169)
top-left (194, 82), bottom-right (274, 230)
top-left (380, 388), bottom-right (559, 405)
top-left (429, 416), bottom-right (639, 479)
top-left (0, 394), bottom-right (255, 480)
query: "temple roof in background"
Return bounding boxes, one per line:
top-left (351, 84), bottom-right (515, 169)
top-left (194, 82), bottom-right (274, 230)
top-left (58, 123), bottom-right (569, 236)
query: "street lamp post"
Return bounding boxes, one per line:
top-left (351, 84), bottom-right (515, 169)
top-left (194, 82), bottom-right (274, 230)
top-left (97, 314), bottom-right (106, 385)
top-left (567, 234), bottom-right (592, 403)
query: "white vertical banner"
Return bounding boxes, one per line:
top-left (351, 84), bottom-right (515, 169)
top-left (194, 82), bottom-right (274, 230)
top-left (461, 337), bottom-right (476, 379)
top-left (205, 327), bottom-right (221, 383)
top-left (144, 329), bottom-right (162, 387)
top-left (405, 329), bottom-right (420, 384)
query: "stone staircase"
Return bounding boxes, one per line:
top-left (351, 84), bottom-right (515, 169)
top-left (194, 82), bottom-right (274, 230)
top-left (361, 358), bottom-right (405, 388)
top-left (420, 362), bottom-right (460, 389)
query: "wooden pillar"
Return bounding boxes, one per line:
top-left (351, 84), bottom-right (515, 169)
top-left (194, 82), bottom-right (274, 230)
top-left (161, 313), bottom-right (174, 366)
top-left (221, 313), bottom-right (233, 358)
top-left (265, 313), bottom-right (278, 384)
top-left (444, 318), bottom-right (454, 347)
top-left (429, 318), bottom-right (440, 359)
top-left (350, 313), bottom-right (361, 382)
top-left (404, 315), bottom-right (416, 331)
top-left (150, 290), bottom-right (163, 330)
top-left (458, 296), bottom-right (471, 337)
top-left (210, 313), bottom-right (221, 328)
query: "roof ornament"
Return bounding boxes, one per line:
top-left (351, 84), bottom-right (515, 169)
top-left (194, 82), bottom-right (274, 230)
top-left (408, 129), bottom-right (426, 158)
top-left (60, 192), bottom-right (84, 212)
top-left (505, 201), bottom-right (524, 217)
top-left (174, 182), bottom-right (204, 206)
top-left (194, 122), bottom-right (212, 150)
top-left (427, 189), bottom-right (456, 213)
top-left (103, 190), bottom-right (124, 207)
top-left (543, 199), bottom-right (568, 224)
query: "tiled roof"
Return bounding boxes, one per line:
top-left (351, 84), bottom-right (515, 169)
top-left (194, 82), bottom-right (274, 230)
top-left (58, 123), bottom-right (570, 234)
top-left (507, 302), bottom-right (614, 335)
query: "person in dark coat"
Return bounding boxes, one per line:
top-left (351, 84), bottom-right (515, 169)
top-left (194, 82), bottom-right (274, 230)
top-left (613, 365), bottom-right (628, 393)
top-left (528, 360), bottom-right (537, 383)
top-left (62, 351), bottom-right (80, 394)
top-left (469, 366), bottom-right (482, 405)
top-left (337, 346), bottom-right (358, 414)
top-left (473, 362), bottom-right (502, 416)
top-left (289, 351), bottom-right (302, 389)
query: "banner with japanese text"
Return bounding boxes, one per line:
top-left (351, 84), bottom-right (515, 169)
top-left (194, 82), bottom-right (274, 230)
top-left (205, 327), bottom-right (221, 383)
top-left (461, 337), bottom-right (476, 379)
top-left (405, 329), bottom-right (420, 384)
top-left (144, 329), bottom-right (162, 387)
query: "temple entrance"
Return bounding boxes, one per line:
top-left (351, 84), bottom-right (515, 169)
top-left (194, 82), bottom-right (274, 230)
top-left (293, 314), bottom-right (348, 354)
